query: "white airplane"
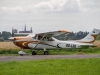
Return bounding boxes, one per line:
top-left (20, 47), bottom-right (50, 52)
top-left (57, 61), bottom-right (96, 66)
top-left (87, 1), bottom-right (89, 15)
top-left (9, 29), bottom-right (100, 55)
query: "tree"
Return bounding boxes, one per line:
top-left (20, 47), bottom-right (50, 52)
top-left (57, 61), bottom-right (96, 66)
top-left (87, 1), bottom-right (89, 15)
top-left (53, 31), bottom-right (89, 40)
top-left (2, 31), bottom-right (11, 40)
top-left (96, 34), bottom-right (100, 40)
top-left (0, 37), bottom-right (4, 42)
top-left (0, 32), bottom-right (2, 37)
top-left (67, 32), bottom-right (76, 40)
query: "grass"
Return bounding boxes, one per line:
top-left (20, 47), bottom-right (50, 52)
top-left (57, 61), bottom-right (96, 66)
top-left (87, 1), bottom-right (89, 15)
top-left (49, 48), bottom-right (100, 55)
top-left (0, 42), bottom-right (20, 50)
top-left (96, 34), bottom-right (100, 40)
top-left (0, 58), bottom-right (100, 75)
top-left (0, 48), bottom-right (100, 55)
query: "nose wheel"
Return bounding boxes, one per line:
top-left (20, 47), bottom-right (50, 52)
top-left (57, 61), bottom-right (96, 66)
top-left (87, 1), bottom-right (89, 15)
top-left (18, 50), bottom-right (27, 56)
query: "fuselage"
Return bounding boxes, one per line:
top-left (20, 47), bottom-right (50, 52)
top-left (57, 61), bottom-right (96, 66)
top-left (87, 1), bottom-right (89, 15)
top-left (13, 37), bottom-right (93, 49)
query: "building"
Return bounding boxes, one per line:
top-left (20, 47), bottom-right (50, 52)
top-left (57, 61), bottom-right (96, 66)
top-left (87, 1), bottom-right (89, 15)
top-left (12, 24), bottom-right (33, 33)
top-left (19, 24), bottom-right (33, 33)
top-left (12, 28), bottom-right (18, 33)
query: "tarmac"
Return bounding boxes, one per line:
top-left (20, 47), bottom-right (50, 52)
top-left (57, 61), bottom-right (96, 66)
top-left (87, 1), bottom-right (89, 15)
top-left (0, 54), bottom-right (100, 62)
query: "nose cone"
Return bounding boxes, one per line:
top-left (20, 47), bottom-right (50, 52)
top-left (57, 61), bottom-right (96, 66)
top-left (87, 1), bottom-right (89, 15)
top-left (8, 37), bottom-right (14, 41)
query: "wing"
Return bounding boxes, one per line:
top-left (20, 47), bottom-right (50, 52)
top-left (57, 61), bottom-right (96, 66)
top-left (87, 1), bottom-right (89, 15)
top-left (35, 30), bottom-right (71, 38)
top-left (33, 30), bottom-right (70, 49)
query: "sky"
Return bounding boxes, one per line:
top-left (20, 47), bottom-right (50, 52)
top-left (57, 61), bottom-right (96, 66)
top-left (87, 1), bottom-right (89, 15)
top-left (0, 0), bottom-right (100, 33)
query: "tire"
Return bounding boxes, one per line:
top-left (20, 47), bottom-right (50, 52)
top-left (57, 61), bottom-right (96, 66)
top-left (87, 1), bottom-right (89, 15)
top-left (44, 51), bottom-right (49, 55)
top-left (20, 54), bottom-right (23, 56)
top-left (32, 51), bottom-right (37, 55)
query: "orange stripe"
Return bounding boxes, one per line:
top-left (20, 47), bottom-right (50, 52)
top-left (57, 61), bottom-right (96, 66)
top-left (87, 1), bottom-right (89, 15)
top-left (14, 37), bottom-right (31, 40)
top-left (77, 35), bottom-right (97, 43)
top-left (59, 30), bottom-right (71, 33)
top-left (14, 41), bottom-right (40, 49)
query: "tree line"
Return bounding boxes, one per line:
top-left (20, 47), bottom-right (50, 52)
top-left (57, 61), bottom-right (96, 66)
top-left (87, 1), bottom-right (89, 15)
top-left (0, 31), bottom-right (100, 42)
top-left (55, 31), bottom-right (89, 40)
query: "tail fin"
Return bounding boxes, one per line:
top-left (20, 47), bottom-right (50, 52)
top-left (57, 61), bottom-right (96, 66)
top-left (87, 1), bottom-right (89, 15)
top-left (77, 28), bottom-right (100, 43)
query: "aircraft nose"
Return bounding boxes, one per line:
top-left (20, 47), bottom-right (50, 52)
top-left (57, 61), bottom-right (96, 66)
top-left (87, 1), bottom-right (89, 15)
top-left (8, 37), bottom-right (14, 40)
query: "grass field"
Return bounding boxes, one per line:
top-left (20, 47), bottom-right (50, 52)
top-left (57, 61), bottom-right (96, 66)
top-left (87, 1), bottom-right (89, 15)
top-left (0, 42), bottom-right (20, 50)
top-left (94, 40), bottom-right (100, 48)
top-left (0, 58), bottom-right (100, 75)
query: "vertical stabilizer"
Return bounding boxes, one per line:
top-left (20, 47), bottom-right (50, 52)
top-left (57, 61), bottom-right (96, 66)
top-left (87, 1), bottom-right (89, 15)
top-left (77, 29), bottom-right (100, 43)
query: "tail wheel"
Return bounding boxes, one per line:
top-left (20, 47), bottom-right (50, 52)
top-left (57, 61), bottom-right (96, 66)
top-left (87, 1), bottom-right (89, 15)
top-left (44, 51), bottom-right (49, 55)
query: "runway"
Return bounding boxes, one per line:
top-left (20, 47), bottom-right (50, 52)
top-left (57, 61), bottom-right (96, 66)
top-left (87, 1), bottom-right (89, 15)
top-left (0, 54), bottom-right (100, 62)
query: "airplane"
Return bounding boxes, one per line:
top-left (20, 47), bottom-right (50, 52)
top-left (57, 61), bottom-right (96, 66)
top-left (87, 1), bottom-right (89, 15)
top-left (9, 28), bottom-right (100, 56)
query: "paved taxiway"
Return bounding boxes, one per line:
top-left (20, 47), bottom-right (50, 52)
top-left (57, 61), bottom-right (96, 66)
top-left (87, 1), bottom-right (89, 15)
top-left (0, 54), bottom-right (100, 62)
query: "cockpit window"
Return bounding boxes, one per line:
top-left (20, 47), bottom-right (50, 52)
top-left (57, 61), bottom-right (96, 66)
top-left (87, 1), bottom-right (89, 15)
top-left (33, 35), bottom-right (54, 41)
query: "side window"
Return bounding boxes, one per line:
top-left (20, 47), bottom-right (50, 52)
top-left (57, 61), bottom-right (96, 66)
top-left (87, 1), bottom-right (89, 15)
top-left (48, 38), bottom-right (54, 41)
top-left (38, 35), bottom-right (42, 40)
top-left (33, 35), bottom-right (54, 41)
top-left (43, 37), bottom-right (49, 41)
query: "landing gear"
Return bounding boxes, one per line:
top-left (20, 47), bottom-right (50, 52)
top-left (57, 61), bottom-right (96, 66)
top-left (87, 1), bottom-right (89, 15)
top-left (18, 50), bottom-right (27, 56)
top-left (44, 51), bottom-right (49, 55)
top-left (43, 48), bottom-right (49, 55)
top-left (32, 51), bottom-right (37, 55)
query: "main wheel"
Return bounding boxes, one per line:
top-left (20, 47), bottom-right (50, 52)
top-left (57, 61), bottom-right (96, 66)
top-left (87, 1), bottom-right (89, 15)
top-left (32, 51), bottom-right (37, 55)
top-left (20, 54), bottom-right (23, 56)
top-left (44, 51), bottom-right (49, 55)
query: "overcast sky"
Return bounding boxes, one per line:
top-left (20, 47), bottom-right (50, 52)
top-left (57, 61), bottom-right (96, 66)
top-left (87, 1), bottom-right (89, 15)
top-left (0, 0), bottom-right (100, 33)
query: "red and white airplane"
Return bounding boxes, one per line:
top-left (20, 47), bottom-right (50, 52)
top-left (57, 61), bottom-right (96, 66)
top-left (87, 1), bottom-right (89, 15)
top-left (9, 29), bottom-right (100, 55)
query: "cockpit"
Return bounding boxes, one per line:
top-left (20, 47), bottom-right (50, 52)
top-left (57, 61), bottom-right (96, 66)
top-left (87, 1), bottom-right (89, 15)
top-left (32, 34), bottom-right (54, 41)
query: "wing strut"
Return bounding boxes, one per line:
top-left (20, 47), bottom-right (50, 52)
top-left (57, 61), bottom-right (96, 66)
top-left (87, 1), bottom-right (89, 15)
top-left (34, 34), bottom-right (46, 49)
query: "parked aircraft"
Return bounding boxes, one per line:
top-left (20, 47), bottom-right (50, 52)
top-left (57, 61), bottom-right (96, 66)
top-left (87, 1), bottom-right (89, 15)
top-left (9, 29), bottom-right (100, 55)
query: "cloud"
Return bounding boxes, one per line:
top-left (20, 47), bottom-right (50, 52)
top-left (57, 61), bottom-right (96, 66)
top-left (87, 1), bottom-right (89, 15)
top-left (1, 0), bottom-right (100, 14)
top-left (35, 0), bottom-right (82, 13)
top-left (79, 0), bottom-right (100, 13)
top-left (1, 6), bottom-right (24, 14)
top-left (0, 0), bottom-right (82, 14)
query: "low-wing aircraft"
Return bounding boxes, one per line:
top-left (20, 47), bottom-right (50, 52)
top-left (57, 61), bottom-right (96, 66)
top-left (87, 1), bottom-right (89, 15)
top-left (9, 29), bottom-right (100, 55)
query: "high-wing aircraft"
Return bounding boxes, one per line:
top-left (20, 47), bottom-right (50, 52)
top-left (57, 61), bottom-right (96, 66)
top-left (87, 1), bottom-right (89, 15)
top-left (9, 29), bottom-right (100, 55)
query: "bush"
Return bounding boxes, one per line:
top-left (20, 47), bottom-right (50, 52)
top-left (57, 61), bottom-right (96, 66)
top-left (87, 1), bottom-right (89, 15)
top-left (0, 49), bottom-right (19, 54)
